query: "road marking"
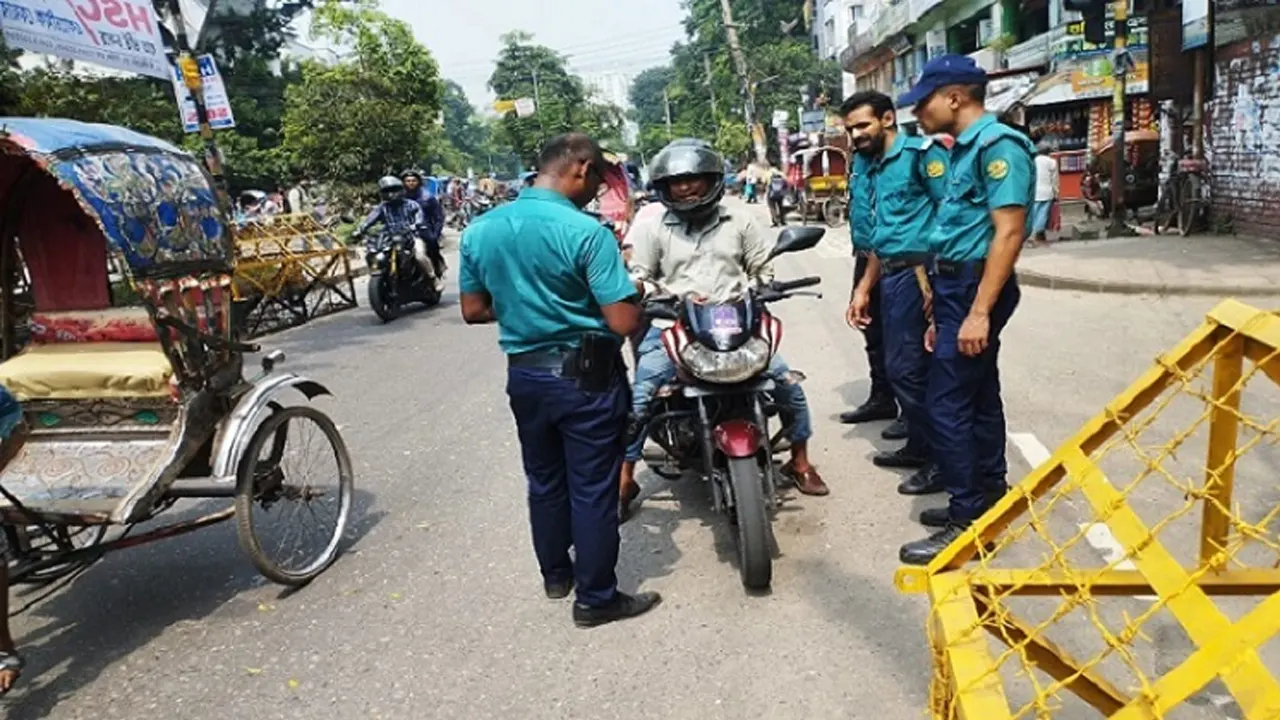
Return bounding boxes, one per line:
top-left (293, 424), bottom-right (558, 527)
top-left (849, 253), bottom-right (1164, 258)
top-left (1006, 431), bottom-right (1155, 600)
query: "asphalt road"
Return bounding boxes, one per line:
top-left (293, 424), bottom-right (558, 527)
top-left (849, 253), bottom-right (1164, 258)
top-left (6, 200), bottom-right (1278, 719)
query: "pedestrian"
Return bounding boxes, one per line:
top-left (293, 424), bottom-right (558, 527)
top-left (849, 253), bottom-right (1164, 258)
top-left (458, 133), bottom-right (661, 627)
top-left (895, 55), bottom-right (1034, 565)
top-left (287, 179), bottom-right (314, 218)
top-left (0, 383), bottom-right (25, 695)
top-left (840, 118), bottom-right (903, 436)
top-left (841, 90), bottom-right (950, 496)
top-left (766, 168), bottom-right (789, 226)
top-left (1028, 142), bottom-right (1059, 246)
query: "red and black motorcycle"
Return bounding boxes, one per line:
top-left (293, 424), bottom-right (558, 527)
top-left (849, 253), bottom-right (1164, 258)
top-left (638, 226), bottom-right (825, 591)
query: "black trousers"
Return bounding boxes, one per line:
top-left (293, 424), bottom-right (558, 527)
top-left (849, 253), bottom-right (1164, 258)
top-left (854, 252), bottom-right (891, 399)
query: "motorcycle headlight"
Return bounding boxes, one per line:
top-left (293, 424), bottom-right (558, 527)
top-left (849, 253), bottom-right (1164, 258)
top-left (679, 337), bottom-right (771, 384)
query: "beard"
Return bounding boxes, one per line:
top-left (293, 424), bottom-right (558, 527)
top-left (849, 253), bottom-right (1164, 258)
top-left (854, 133), bottom-right (886, 157)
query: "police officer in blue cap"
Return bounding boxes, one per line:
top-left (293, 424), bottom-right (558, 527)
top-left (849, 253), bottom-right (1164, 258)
top-left (459, 133), bottom-right (662, 627)
top-left (840, 90), bottom-right (950, 496)
top-left (894, 55), bottom-right (1035, 565)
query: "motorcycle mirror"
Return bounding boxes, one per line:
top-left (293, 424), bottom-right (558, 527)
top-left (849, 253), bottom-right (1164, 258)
top-left (768, 226), bottom-right (825, 261)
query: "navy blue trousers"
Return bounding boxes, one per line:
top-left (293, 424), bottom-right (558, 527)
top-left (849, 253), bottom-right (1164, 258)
top-left (854, 253), bottom-right (890, 396)
top-left (928, 267), bottom-right (1021, 522)
top-left (506, 365), bottom-right (628, 607)
top-left (881, 267), bottom-right (932, 458)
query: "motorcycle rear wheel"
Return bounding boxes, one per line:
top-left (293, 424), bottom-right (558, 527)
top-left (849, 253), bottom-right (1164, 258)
top-left (368, 276), bottom-right (399, 323)
top-left (727, 457), bottom-right (772, 591)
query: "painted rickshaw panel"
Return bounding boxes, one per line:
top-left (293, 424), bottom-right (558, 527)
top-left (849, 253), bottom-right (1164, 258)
top-left (0, 119), bottom-right (237, 526)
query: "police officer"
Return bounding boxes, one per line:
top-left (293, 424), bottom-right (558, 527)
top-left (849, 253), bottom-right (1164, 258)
top-left (458, 133), bottom-right (662, 627)
top-left (895, 56), bottom-right (1035, 565)
top-left (840, 90), bottom-right (949, 496)
top-left (841, 112), bottom-right (904, 440)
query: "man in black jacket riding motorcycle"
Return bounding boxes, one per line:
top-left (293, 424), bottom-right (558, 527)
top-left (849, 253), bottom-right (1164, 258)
top-left (353, 176), bottom-right (443, 293)
top-left (401, 169), bottom-right (447, 279)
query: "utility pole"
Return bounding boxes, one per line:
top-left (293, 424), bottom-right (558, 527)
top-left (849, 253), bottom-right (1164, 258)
top-left (531, 67), bottom-right (546, 144)
top-left (704, 53), bottom-right (718, 121)
top-left (163, 0), bottom-right (228, 210)
top-left (1107, 0), bottom-right (1131, 236)
top-left (718, 0), bottom-right (768, 164)
top-left (663, 87), bottom-right (674, 140)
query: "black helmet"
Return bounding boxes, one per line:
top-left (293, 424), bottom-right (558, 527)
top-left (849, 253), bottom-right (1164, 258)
top-left (649, 139), bottom-right (725, 222)
top-left (378, 175), bottom-right (405, 202)
top-left (401, 168), bottom-right (424, 183)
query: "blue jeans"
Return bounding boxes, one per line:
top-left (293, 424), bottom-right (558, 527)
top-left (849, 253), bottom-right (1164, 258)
top-left (881, 267), bottom-right (932, 458)
top-left (928, 267), bottom-right (1021, 522)
top-left (506, 365), bottom-right (628, 607)
top-left (625, 327), bottom-right (813, 462)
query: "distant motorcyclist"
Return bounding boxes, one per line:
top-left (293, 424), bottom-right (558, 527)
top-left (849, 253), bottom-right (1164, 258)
top-left (353, 176), bottom-right (443, 292)
top-left (402, 169), bottom-right (447, 278)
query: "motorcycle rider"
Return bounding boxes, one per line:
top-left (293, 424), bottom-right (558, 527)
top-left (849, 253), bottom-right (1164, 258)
top-left (352, 176), bottom-right (444, 293)
top-left (620, 140), bottom-right (829, 519)
top-left (402, 169), bottom-right (448, 279)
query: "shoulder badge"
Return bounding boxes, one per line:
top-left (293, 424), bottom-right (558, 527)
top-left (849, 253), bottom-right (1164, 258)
top-left (986, 159), bottom-right (1009, 181)
top-left (926, 160), bottom-right (945, 178)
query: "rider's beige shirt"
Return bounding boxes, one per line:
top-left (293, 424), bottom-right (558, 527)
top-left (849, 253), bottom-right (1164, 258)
top-left (625, 205), bottom-right (775, 305)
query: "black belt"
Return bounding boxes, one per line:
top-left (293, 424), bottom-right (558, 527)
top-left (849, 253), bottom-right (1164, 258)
top-left (881, 253), bottom-right (933, 274)
top-left (509, 348), bottom-right (578, 373)
top-left (934, 259), bottom-right (986, 277)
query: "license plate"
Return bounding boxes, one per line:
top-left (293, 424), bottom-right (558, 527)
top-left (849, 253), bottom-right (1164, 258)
top-left (710, 306), bottom-right (740, 332)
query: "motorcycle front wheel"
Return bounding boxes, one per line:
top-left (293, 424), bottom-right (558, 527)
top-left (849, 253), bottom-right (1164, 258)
top-left (727, 456), bottom-right (772, 591)
top-left (368, 275), bottom-right (399, 323)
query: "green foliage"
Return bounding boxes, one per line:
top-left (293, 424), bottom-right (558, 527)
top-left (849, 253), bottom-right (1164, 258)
top-left (488, 31), bottom-right (624, 166)
top-left (629, 0), bottom-right (842, 165)
top-left (282, 0), bottom-right (443, 185)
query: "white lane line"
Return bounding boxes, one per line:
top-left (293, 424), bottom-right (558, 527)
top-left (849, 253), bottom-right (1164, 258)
top-left (1007, 431), bottom-right (1156, 601)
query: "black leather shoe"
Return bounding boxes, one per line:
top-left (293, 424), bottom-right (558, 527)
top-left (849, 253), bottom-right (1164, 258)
top-left (544, 578), bottom-right (574, 600)
top-left (873, 448), bottom-right (928, 469)
top-left (918, 506), bottom-right (950, 528)
top-left (899, 523), bottom-right (970, 565)
top-left (839, 397), bottom-right (898, 424)
top-left (881, 417), bottom-right (909, 440)
top-left (573, 591), bottom-right (662, 628)
top-left (898, 466), bottom-right (945, 496)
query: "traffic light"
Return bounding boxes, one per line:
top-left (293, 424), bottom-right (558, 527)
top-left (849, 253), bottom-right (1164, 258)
top-left (1064, 0), bottom-right (1109, 44)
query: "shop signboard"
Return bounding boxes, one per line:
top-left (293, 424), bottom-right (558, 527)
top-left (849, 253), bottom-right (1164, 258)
top-left (1067, 49), bottom-right (1150, 98)
top-left (0, 0), bottom-right (170, 79)
top-left (1182, 0), bottom-right (1209, 49)
top-left (1055, 14), bottom-right (1149, 58)
top-left (172, 54), bottom-right (235, 133)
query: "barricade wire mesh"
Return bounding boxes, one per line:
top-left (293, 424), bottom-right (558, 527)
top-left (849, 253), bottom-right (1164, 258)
top-left (895, 300), bottom-right (1280, 719)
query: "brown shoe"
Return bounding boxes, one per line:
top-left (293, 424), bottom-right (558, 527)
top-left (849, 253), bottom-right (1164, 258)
top-left (781, 461), bottom-right (829, 496)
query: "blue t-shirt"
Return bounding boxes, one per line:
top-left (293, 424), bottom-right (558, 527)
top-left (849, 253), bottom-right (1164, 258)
top-left (458, 188), bottom-right (637, 355)
top-left (929, 114), bottom-right (1035, 262)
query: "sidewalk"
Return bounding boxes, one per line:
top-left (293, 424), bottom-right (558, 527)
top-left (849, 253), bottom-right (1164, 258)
top-left (1016, 233), bottom-right (1280, 296)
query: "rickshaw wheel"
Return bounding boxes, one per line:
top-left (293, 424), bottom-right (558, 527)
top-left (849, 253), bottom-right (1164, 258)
top-left (2, 524), bottom-right (108, 584)
top-left (235, 405), bottom-right (354, 587)
top-left (822, 198), bottom-right (847, 228)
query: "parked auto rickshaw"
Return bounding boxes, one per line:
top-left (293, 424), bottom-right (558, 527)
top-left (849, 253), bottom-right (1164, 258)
top-left (1080, 129), bottom-right (1160, 220)
top-left (790, 146), bottom-right (848, 228)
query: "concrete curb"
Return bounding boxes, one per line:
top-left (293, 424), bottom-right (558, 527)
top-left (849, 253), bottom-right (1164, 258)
top-left (1017, 268), bottom-right (1280, 297)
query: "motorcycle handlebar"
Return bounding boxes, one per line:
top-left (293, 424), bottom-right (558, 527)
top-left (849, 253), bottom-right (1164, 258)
top-left (771, 276), bottom-right (822, 292)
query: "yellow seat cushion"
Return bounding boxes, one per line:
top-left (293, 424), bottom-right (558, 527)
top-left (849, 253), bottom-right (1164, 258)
top-left (0, 343), bottom-right (174, 401)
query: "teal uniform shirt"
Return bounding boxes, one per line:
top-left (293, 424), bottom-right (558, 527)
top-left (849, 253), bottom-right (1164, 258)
top-left (866, 133), bottom-right (950, 259)
top-left (849, 153), bottom-right (876, 253)
top-left (929, 114), bottom-right (1036, 262)
top-left (458, 187), bottom-right (637, 355)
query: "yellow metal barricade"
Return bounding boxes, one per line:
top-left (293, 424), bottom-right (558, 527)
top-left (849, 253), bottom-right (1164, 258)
top-left (232, 214), bottom-right (357, 337)
top-left (897, 299), bottom-right (1280, 719)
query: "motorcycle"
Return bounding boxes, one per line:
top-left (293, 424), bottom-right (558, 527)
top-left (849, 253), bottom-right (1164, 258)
top-left (363, 228), bottom-right (441, 322)
top-left (637, 226), bottom-right (825, 591)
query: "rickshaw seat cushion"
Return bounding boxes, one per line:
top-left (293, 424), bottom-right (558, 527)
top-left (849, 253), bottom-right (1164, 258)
top-left (0, 343), bottom-right (174, 401)
top-left (30, 308), bottom-right (159, 344)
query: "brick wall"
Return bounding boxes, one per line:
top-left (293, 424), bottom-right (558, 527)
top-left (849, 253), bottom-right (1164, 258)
top-left (1207, 35), bottom-right (1280, 237)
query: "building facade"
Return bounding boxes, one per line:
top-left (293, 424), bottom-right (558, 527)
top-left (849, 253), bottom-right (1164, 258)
top-left (814, 0), bottom-right (865, 97)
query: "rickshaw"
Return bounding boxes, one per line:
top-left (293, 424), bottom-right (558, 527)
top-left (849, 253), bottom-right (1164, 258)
top-left (790, 146), bottom-right (848, 228)
top-left (1081, 129), bottom-right (1161, 220)
top-left (0, 118), bottom-right (354, 588)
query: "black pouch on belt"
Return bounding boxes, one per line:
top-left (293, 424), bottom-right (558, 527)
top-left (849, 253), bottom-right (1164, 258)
top-left (567, 332), bottom-right (622, 393)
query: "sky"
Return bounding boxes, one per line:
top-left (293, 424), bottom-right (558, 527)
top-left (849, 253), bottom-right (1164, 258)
top-left (380, 0), bottom-right (688, 111)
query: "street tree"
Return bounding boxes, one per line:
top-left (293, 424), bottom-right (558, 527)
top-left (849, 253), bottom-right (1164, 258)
top-left (282, 0), bottom-right (443, 186)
